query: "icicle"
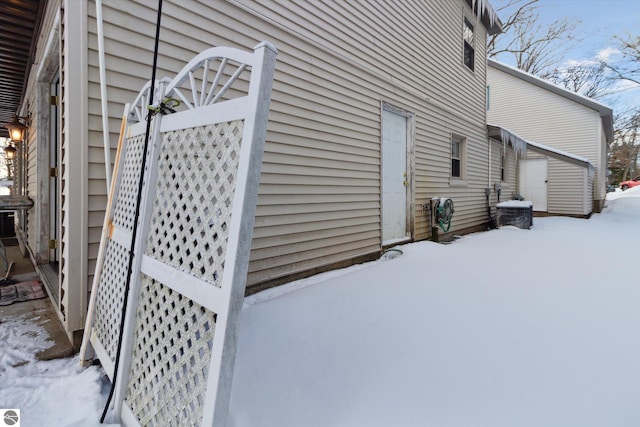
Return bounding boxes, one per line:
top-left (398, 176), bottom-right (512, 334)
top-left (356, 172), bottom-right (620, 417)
top-left (472, 0), bottom-right (498, 27)
top-left (500, 128), bottom-right (528, 157)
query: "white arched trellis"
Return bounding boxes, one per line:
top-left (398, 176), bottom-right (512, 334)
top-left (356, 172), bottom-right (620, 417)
top-left (81, 41), bottom-right (277, 427)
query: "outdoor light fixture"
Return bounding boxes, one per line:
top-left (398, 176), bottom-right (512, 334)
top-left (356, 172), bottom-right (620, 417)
top-left (4, 144), bottom-right (16, 160)
top-left (5, 115), bottom-right (28, 143)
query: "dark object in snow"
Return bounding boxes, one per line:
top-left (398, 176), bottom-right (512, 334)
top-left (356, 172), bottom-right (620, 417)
top-left (0, 281), bottom-right (46, 306)
top-left (496, 201), bottom-right (533, 230)
top-left (0, 278), bottom-right (17, 287)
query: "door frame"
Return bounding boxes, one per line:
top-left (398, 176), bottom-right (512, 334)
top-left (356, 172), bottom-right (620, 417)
top-left (380, 102), bottom-right (415, 245)
top-left (518, 158), bottom-right (548, 212)
top-left (49, 74), bottom-right (60, 265)
top-left (36, 36), bottom-right (60, 265)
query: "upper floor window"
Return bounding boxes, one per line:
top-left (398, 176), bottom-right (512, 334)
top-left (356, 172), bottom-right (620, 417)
top-left (463, 18), bottom-right (475, 71)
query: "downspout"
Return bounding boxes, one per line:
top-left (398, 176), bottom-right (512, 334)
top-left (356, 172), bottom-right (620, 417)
top-left (96, 0), bottom-right (112, 190)
top-left (488, 135), bottom-right (492, 189)
top-left (486, 136), bottom-right (494, 229)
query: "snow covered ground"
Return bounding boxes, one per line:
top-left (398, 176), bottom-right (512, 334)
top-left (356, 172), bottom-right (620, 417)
top-left (0, 315), bottom-right (116, 427)
top-left (2, 187), bottom-right (640, 427)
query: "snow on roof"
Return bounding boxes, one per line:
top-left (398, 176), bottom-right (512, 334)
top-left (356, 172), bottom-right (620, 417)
top-left (527, 139), bottom-right (593, 166)
top-left (488, 124), bottom-right (593, 168)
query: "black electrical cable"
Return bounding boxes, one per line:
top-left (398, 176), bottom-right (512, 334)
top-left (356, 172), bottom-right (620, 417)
top-left (100, 0), bottom-right (163, 422)
top-left (486, 192), bottom-right (495, 230)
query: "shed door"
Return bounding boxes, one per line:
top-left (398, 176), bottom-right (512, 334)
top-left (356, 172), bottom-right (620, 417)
top-left (382, 109), bottom-right (408, 243)
top-left (519, 158), bottom-right (547, 212)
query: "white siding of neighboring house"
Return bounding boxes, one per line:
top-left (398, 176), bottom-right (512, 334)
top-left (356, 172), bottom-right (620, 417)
top-left (487, 65), bottom-right (606, 209)
top-left (82, 0), bottom-right (495, 289)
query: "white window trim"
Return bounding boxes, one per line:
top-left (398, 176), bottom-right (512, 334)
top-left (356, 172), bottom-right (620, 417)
top-left (450, 133), bottom-right (467, 185)
top-left (462, 15), bottom-right (476, 72)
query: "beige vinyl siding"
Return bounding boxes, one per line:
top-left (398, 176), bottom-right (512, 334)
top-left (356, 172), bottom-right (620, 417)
top-left (547, 160), bottom-right (589, 216)
top-left (489, 138), bottom-right (516, 207)
top-left (523, 148), bottom-right (591, 216)
top-left (585, 168), bottom-right (595, 214)
top-left (87, 0), bottom-right (492, 287)
top-left (488, 68), bottom-right (600, 163)
top-left (597, 125), bottom-right (607, 200)
top-left (487, 65), bottom-right (606, 208)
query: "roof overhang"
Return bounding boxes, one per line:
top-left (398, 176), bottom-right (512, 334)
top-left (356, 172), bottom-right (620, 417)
top-left (0, 0), bottom-right (46, 138)
top-left (488, 124), bottom-right (594, 170)
top-left (488, 59), bottom-right (614, 143)
top-left (466, 0), bottom-right (503, 35)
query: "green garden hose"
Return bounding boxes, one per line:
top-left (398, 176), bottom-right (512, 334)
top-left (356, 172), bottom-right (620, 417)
top-left (436, 198), bottom-right (455, 232)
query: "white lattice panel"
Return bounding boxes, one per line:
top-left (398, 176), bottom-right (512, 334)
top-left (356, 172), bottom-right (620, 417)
top-left (93, 239), bottom-right (130, 362)
top-left (125, 275), bottom-right (216, 426)
top-left (146, 121), bottom-right (243, 287)
top-left (80, 42), bottom-right (278, 427)
top-left (113, 134), bottom-right (147, 232)
top-left (80, 113), bottom-right (153, 377)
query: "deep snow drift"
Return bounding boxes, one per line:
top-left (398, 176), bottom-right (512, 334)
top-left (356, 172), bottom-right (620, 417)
top-left (1, 187), bottom-right (639, 427)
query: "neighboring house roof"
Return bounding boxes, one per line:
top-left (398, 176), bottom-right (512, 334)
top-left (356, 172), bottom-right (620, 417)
top-left (488, 124), bottom-right (594, 170)
top-left (488, 59), bottom-right (614, 143)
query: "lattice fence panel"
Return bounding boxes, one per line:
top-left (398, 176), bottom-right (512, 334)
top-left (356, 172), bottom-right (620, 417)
top-left (93, 239), bottom-right (130, 361)
top-left (113, 134), bottom-right (147, 232)
top-left (145, 121), bottom-right (243, 287)
top-left (101, 42), bottom-right (277, 427)
top-left (125, 275), bottom-right (216, 427)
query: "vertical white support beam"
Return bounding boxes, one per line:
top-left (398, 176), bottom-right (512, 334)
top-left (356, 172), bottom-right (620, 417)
top-left (63, 0), bottom-right (89, 340)
top-left (203, 41), bottom-right (277, 427)
top-left (96, 0), bottom-right (113, 191)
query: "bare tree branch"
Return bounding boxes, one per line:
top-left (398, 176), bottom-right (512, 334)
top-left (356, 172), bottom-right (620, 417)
top-left (547, 61), bottom-right (612, 100)
top-left (602, 34), bottom-right (640, 87)
top-left (488, 0), bottom-right (580, 78)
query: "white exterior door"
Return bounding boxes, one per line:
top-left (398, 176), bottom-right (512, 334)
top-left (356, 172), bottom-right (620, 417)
top-left (382, 108), bottom-right (408, 243)
top-left (519, 158), bottom-right (548, 211)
